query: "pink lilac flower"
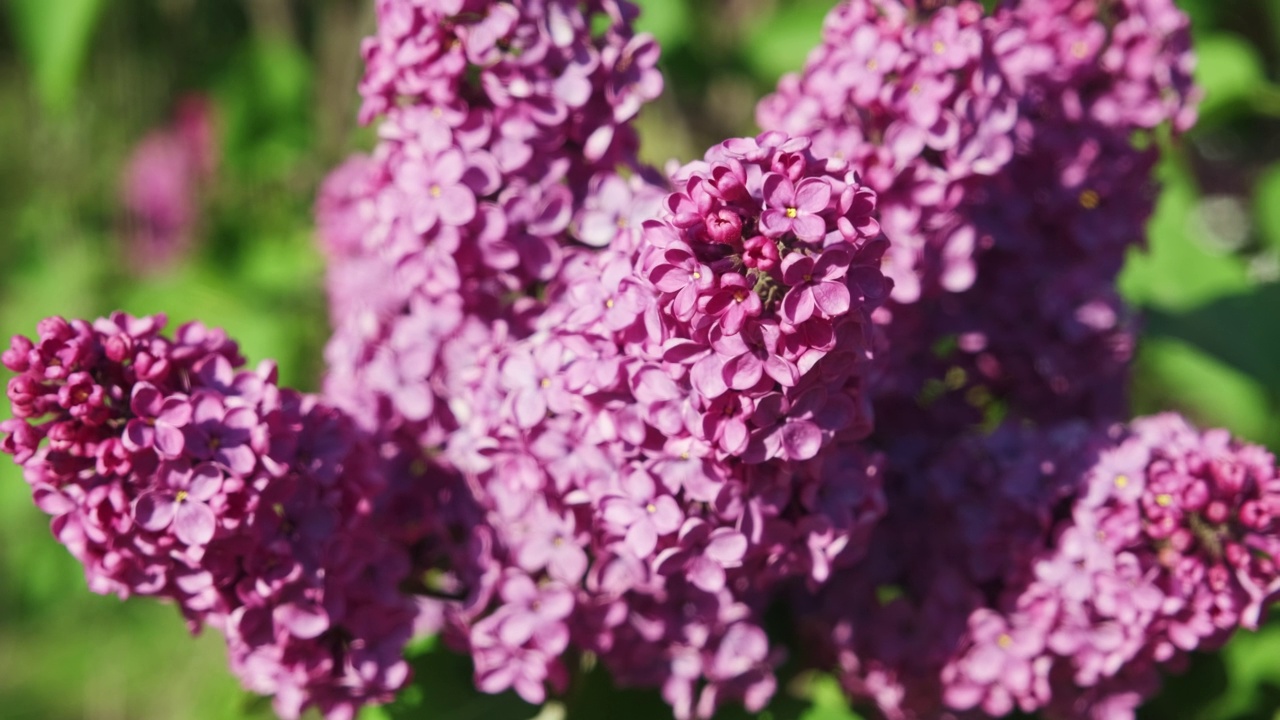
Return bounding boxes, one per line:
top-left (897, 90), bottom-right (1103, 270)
top-left (757, 0), bottom-right (1199, 426)
top-left (120, 95), bottom-right (217, 274)
top-left (801, 413), bottom-right (1280, 720)
top-left (0, 314), bottom-right (421, 720)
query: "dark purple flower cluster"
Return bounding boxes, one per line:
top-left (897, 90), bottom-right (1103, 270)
top-left (1, 314), bottom-right (419, 720)
top-left (796, 414), bottom-right (1280, 719)
top-left (758, 0), bottom-right (1198, 423)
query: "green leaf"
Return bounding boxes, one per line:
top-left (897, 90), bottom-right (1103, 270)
top-left (1194, 33), bottom-right (1268, 118)
top-left (5, 0), bottom-right (106, 112)
top-left (381, 639), bottom-right (539, 720)
top-left (739, 0), bottom-right (830, 85)
top-left (1120, 154), bottom-right (1253, 311)
top-left (633, 0), bottom-right (693, 50)
top-left (1130, 336), bottom-right (1275, 446)
top-left (1144, 285), bottom-right (1280, 398)
top-left (1252, 163), bottom-right (1280, 252)
top-left (796, 675), bottom-right (864, 720)
top-left (215, 39), bottom-right (315, 177)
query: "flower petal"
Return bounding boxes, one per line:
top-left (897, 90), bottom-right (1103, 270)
top-left (134, 492), bottom-right (177, 532)
top-left (174, 499), bottom-right (216, 545)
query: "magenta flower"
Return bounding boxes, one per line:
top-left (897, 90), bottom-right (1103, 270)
top-left (943, 609), bottom-right (1051, 716)
top-left (513, 504), bottom-right (589, 584)
top-left (492, 573), bottom-right (575, 652)
top-left (656, 519), bottom-right (749, 593)
top-left (185, 393), bottom-right (258, 475)
top-left (605, 33), bottom-right (664, 122)
top-left (760, 174), bottom-right (831, 242)
top-left (779, 250), bottom-right (852, 325)
top-left (499, 340), bottom-right (572, 430)
top-left (396, 148), bottom-right (477, 234)
top-left (122, 382), bottom-right (192, 458)
top-left (601, 468), bottom-right (684, 558)
top-left (703, 274), bottom-right (763, 336)
top-left (648, 244), bottom-right (714, 321)
top-left (133, 461), bottom-right (223, 546)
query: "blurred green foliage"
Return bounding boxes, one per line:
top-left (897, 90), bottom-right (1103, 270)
top-left (1, 0), bottom-right (1280, 719)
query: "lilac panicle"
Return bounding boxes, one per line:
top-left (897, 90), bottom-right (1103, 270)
top-left (800, 414), bottom-right (1280, 720)
top-left (758, 0), bottom-right (1199, 425)
top-left (1, 314), bottom-right (421, 720)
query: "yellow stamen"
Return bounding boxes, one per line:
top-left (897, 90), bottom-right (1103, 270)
top-left (1079, 189), bottom-right (1100, 210)
top-left (933, 40), bottom-right (946, 55)
top-left (605, 298), bottom-right (615, 309)
top-left (1114, 474), bottom-right (1129, 489)
top-left (692, 271), bottom-right (701, 280)
top-left (785, 207), bottom-right (798, 219)
top-left (997, 633), bottom-right (1013, 649)
top-left (430, 185), bottom-right (442, 198)
top-left (646, 503), bottom-right (657, 514)
top-left (540, 378), bottom-right (552, 389)
top-left (176, 490), bottom-right (189, 503)
top-left (1156, 493), bottom-right (1173, 507)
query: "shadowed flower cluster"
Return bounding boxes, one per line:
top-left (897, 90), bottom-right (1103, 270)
top-left (796, 414), bottom-right (1280, 720)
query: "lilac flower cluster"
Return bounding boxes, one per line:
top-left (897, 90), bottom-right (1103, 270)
top-left (319, 0), bottom-right (666, 444)
top-left (433, 132), bottom-right (891, 716)
top-left (798, 414), bottom-right (1280, 719)
top-left (120, 95), bottom-right (217, 274)
top-left (758, 0), bottom-right (1198, 423)
top-left (13, 1), bottom-right (1275, 720)
top-left (638, 133), bottom-right (891, 460)
top-left (1, 314), bottom-right (419, 720)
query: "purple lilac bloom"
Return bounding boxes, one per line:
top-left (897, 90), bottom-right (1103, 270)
top-left (120, 95), bottom-right (217, 274)
top-left (758, 0), bottom-right (1199, 426)
top-left (0, 314), bottom-right (422, 720)
top-left (797, 414), bottom-right (1280, 720)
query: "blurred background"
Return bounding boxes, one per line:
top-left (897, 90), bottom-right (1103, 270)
top-left (0, 0), bottom-right (1279, 718)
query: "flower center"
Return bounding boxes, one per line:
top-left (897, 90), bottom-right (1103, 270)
top-left (430, 185), bottom-right (442, 198)
top-left (1114, 474), bottom-right (1129, 489)
top-left (540, 378), bottom-right (552, 389)
top-left (932, 40), bottom-right (945, 55)
top-left (785, 207), bottom-right (798, 219)
top-left (646, 503), bottom-right (657, 514)
top-left (997, 633), bottom-right (1013, 649)
top-left (176, 490), bottom-right (189, 503)
top-left (1079, 189), bottom-right (1100, 209)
